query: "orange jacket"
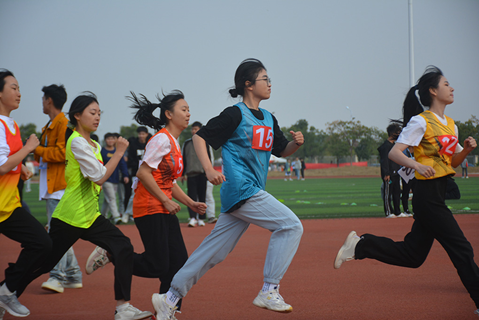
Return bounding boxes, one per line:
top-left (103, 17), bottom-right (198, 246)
top-left (34, 112), bottom-right (68, 194)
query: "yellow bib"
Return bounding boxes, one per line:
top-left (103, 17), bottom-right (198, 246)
top-left (414, 110), bottom-right (457, 180)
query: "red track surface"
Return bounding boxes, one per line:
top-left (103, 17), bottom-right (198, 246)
top-left (1, 215), bottom-right (478, 319)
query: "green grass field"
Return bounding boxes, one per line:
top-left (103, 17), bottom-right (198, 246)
top-left (23, 176), bottom-right (478, 225)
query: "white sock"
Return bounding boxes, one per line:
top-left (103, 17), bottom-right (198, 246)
top-left (116, 302), bottom-right (130, 312)
top-left (262, 282), bottom-right (278, 293)
top-left (166, 291), bottom-right (180, 307)
top-left (0, 283), bottom-right (13, 295)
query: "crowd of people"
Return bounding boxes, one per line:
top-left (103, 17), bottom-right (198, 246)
top-left (0, 60), bottom-right (478, 320)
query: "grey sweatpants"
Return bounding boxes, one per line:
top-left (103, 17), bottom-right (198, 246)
top-left (170, 190), bottom-right (303, 298)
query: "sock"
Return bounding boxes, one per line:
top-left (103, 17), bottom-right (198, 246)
top-left (116, 302), bottom-right (130, 312)
top-left (0, 283), bottom-right (13, 295)
top-left (166, 291), bottom-right (180, 307)
top-left (262, 282), bottom-right (278, 293)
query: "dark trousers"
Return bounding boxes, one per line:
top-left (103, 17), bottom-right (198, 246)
top-left (0, 207), bottom-right (52, 293)
top-left (383, 175), bottom-right (401, 216)
top-left (133, 214), bottom-right (188, 309)
top-left (356, 176), bottom-right (479, 308)
top-left (187, 174), bottom-right (207, 219)
top-left (16, 215), bottom-right (134, 301)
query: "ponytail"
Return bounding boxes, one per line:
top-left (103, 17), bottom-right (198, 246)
top-left (128, 90), bottom-right (185, 131)
top-left (402, 65), bottom-right (443, 127)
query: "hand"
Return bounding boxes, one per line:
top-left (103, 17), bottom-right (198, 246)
top-left (384, 175), bottom-right (390, 182)
top-left (290, 131), bottom-right (304, 146)
top-left (116, 137), bottom-right (129, 154)
top-left (123, 176), bottom-right (129, 184)
top-left (463, 136), bottom-right (477, 152)
top-left (164, 199), bottom-right (181, 215)
top-left (21, 164), bottom-right (33, 181)
top-left (206, 168), bottom-right (225, 186)
top-left (25, 134), bottom-right (40, 152)
top-left (416, 163), bottom-right (435, 178)
top-left (190, 202), bottom-right (207, 215)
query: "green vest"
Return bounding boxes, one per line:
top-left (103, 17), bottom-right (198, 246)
top-left (52, 131), bottom-right (102, 228)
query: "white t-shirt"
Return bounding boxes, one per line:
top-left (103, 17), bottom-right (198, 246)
top-left (131, 131), bottom-right (180, 190)
top-left (70, 136), bottom-right (107, 182)
top-left (397, 112), bottom-right (463, 153)
top-left (0, 115), bottom-right (16, 167)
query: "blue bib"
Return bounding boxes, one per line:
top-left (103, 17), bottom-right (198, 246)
top-left (220, 102), bottom-right (274, 212)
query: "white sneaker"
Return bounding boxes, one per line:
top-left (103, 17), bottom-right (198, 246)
top-left (85, 246), bottom-right (110, 275)
top-left (41, 277), bottom-right (64, 293)
top-left (252, 285), bottom-right (292, 312)
top-left (334, 231), bottom-right (360, 269)
top-left (115, 303), bottom-right (153, 320)
top-left (197, 219), bottom-right (205, 227)
top-left (188, 218), bottom-right (197, 227)
top-left (207, 217), bottom-right (217, 224)
top-left (386, 214), bottom-right (397, 218)
top-left (152, 293), bottom-right (177, 320)
top-left (62, 281), bottom-right (83, 289)
top-left (0, 292), bottom-right (30, 317)
top-left (121, 214), bottom-right (129, 224)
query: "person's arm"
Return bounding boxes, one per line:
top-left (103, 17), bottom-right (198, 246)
top-left (451, 136), bottom-right (476, 168)
top-left (95, 138), bottom-right (129, 185)
top-left (136, 162), bottom-right (181, 214)
top-left (171, 183), bottom-right (207, 214)
top-left (34, 121), bottom-right (67, 163)
top-left (389, 142), bottom-right (436, 178)
top-left (119, 156), bottom-right (129, 183)
top-left (0, 134), bottom-right (39, 175)
top-left (192, 134), bottom-right (225, 185)
top-left (280, 131), bottom-right (304, 157)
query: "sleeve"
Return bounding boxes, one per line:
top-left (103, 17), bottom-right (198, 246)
top-left (454, 125), bottom-right (464, 153)
top-left (36, 122), bottom-right (67, 163)
top-left (181, 140), bottom-right (190, 176)
top-left (0, 124), bottom-right (9, 167)
top-left (71, 137), bottom-right (107, 182)
top-left (271, 115), bottom-right (289, 157)
top-left (119, 157), bottom-right (129, 177)
top-left (142, 133), bottom-right (171, 170)
top-left (396, 115), bottom-right (426, 146)
top-left (196, 106), bottom-right (242, 150)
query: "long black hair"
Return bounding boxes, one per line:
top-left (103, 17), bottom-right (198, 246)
top-left (0, 69), bottom-right (15, 92)
top-left (128, 90), bottom-right (185, 131)
top-left (68, 92), bottom-right (99, 126)
top-left (402, 66), bottom-right (444, 127)
top-left (229, 58), bottom-right (266, 98)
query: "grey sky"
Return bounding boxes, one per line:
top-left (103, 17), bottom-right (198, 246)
top-left (1, 0), bottom-right (478, 140)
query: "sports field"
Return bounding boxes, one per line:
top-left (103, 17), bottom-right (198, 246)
top-left (22, 175), bottom-right (479, 224)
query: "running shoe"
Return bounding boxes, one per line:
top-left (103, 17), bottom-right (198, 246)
top-left (152, 293), bottom-right (177, 320)
top-left (197, 219), bottom-right (205, 227)
top-left (41, 277), bottom-right (64, 293)
top-left (85, 246), bottom-right (110, 275)
top-left (114, 303), bottom-right (153, 320)
top-left (188, 218), bottom-right (197, 227)
top-left (252, 285), bottom-right (292, 312)
top-left (0, 292), bottom-right (30, 317)
top-left (334, 231), bottom-right (360, 269)
top-left (62, 281), bottom-right (83, 289)
top-left (207, 217), bottom-right (217, 224)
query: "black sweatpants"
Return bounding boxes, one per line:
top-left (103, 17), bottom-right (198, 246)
top-left (401, 177), bottom-right (414, 212)
top-left (16, 215), bottom-right (134, 301)
top-left (383, 175), bottom-right (401, 216)
top-left (187, 174), bottom-right (207, 219)
top-left (133, 213), bottom-right (188, 308)
top-left (356, 176), bottom-right (479, 308)
top-left (0, 207), bottom-right (52, 293)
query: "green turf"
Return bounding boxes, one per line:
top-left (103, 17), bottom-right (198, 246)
top-left (23, 176), bottom-right (478, 225)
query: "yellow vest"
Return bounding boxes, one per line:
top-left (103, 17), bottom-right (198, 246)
top-left (52, 131), bottom-right (102, 228)
top-left (414, 110), bottom-right (457, 180)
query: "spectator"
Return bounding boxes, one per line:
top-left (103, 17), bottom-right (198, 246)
top-left (461, 158), bottom-right (468, 178)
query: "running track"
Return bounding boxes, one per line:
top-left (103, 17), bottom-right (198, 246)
top-left (1, 214), bottom-right (478, 319)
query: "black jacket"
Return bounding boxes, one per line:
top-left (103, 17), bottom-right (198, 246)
top-left (378, 139), bottom-right (401, 179)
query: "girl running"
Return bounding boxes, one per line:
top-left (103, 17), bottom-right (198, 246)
top-left (151, 58), bottom-right (304, 319)
top-left (15, 92), bottom-right (152, 320)
top-left (0, 69), bottom-right (51, 318)
top-left (87, 90), bottom-right (206, 313)
top-left (334, 66), bottom-right (479, 317)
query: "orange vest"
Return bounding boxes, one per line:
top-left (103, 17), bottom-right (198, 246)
top-left (414, 110), bottom-right (457, 180)
top-left (0, 119), bottom-right (22, 222)
top-left (133, 129), bottom-right (183, 217)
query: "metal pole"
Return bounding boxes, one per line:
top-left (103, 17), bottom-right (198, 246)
top-left (408, 0), bottom-right (415, 87)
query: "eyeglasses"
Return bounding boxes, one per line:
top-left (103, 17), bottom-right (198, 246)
top-left (255, 77), bottom-right (272, 85)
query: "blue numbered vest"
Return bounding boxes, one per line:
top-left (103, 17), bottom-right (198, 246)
top-left (220, 102), bottom-right (274, 212)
